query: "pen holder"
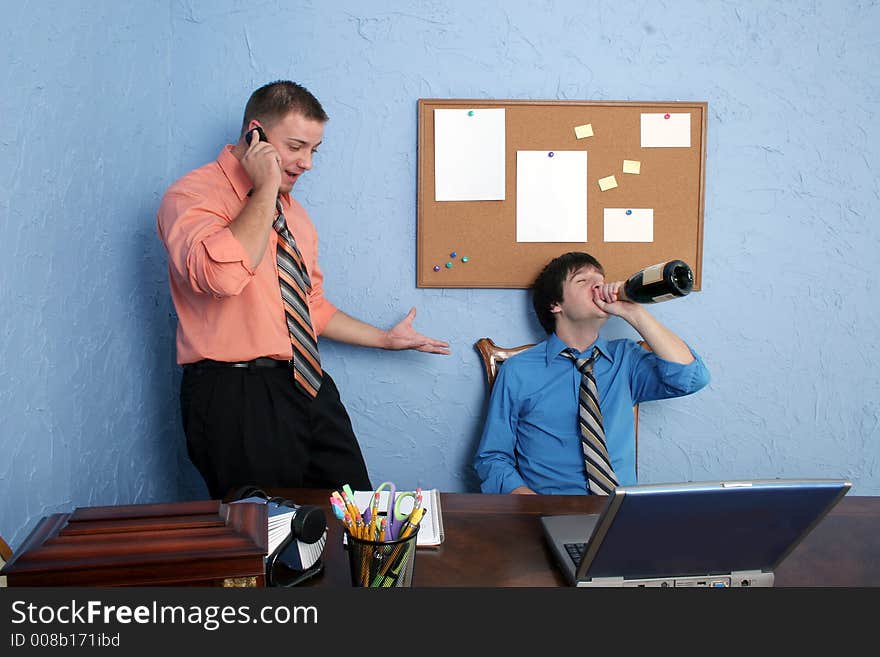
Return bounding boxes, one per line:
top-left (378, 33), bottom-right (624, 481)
top-left (346, 531), bottom-right (418, 588)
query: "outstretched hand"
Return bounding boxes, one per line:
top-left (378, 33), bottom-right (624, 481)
top-left (384, 307), bottom-right (450, 354)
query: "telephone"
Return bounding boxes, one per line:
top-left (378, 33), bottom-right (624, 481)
top-left (245, 125), bottom-right (269, 145)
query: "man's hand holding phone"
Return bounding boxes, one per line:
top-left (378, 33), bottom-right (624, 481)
top-left (242, 126), bottom-right (281, 195)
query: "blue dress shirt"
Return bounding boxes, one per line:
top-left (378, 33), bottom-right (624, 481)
top-left (473, 333), bottom-right (710, 495)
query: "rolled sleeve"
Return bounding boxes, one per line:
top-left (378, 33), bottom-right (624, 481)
top-left (158, 189), bottom-right (255, 298)
top-left (632, 346), bottom-right (711, 402)
top-left (193, 228), bottom-right (255, 297)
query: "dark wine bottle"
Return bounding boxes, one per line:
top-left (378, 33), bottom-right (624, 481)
top-left (620, 260), bottom-right (694, 303)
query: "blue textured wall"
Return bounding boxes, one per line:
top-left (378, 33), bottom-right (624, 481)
top-left (2, 0), bottom-right (879, 550)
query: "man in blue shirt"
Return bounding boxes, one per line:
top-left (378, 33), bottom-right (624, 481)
top-left (474, 252), bottom-right (710, 495)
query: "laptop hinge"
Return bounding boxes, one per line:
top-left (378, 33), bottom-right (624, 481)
top-left (577, 570), bottom-right (774, 588)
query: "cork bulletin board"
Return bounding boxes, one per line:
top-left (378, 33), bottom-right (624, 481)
top-left (416, 99), bottom-right (707, 289)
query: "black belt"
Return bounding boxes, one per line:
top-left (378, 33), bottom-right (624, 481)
top-left (184, 358), bottom-right (291, 372)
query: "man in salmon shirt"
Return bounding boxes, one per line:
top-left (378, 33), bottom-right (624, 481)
top-left (157, 81), bottom-right (449, 499)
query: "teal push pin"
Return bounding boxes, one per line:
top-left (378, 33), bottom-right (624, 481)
top-left (445, 262), bottom-right (453, 269)
top-left (467, 110), bottom-right (474, 116)
top-left (461, 256), bottom-right (469, 263)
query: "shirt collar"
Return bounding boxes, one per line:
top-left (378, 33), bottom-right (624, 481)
top-left (217, 145), bottom-right (291, 206)
top-left (544, 332), bottom-right (612, 367)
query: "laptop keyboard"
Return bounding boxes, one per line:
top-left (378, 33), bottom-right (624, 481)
top-left (564, 542), bottom-right (587, 564)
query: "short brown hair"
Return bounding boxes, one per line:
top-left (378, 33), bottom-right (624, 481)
top-left (240, 80), bottom-right (328, 136)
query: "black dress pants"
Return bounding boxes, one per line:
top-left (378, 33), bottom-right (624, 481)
top-left (180, 365), bottom-right (372, 499)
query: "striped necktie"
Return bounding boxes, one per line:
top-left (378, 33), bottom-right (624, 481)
top-left (273, 198), bottom-right (323, 398)
top-left (562, 347), bottom-right (619, 495)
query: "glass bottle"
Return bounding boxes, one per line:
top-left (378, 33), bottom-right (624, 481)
top-left (620, 260), bottom-right (694, 303)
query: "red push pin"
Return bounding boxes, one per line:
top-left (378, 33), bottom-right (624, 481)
top-left (664, 113), bottom-right (670, 119)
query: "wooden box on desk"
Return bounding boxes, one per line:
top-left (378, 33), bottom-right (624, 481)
top-left (1, 500), bottom-right (267, 587)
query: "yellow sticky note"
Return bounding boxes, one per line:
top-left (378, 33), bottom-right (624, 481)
top-left (598, 175), bottom-right (618, 191)
top-left (623, 159), bottom-right (641, 174)
top-left (574, 123), bottom-right (594, 139)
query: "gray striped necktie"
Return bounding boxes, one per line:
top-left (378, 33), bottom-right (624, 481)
top-left (273, 198), bottom-right (323, 398)
top-left (563, 347), bottom-right (619, 495)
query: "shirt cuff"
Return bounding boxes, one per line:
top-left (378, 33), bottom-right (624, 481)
top-left (654, 348), bottom-right (710, 391)
top-left (202, 228), bottom-right (254, 274)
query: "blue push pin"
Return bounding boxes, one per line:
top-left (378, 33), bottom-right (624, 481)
top-left (626, 209), bottom-right (632, 215)
top-left (450, 251), bottom-right (457, 258)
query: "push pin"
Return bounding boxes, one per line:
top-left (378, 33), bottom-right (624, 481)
top-left (445, 262), bottom-right (453, 269)
top-left (626, 209), bottom-right (632, 215)
top-left (548, 151), bottom-right (554, 157)
top-left (450, 251), bottom-right (457, 258)
top-left (461, 256), bottom-right (469, 263)
top-left (433, 265), bottom-right (441, 272)
top-left (664, 113), bottom-right (670, 119)
top-left (468, 110), bottom-right (474, 116)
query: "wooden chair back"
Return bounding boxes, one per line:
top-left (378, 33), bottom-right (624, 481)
top-left (0, 534), bottom-right (12, 587)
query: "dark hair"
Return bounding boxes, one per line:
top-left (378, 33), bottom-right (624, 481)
top-left (532, 252), bottom-right (605, 334)
top-left (240, 80), bottom-right (329, 136)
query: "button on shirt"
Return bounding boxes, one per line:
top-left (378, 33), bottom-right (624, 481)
top-left (157, 146), bottom-right (337, 365)
top-left (473, 333), bottom-right (710, 495)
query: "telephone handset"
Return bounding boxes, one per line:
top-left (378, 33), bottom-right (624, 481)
top-left (243, 125), bottom-right (276, 199)
top-left (245, 125), bottom-right (269, 145)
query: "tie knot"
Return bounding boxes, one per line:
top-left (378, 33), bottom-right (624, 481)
top-left (273, 197), bottom-right (287, 235)
top-left (562, 346), bottom-right (599, 373)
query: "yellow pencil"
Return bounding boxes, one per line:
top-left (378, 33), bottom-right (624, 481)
top-left (367, 491), bottom-right (380, 539)
top-left (399, 507), bottom-right (426, 540)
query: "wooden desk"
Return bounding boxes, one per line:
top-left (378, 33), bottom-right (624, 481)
top-left (271, 490), bottom-right (880, 587)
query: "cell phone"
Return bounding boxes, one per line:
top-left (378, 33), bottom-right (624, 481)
top-left (245, 126), bottom-right (268, 145)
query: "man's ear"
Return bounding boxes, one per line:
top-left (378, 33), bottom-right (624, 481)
top-left (549, 302), bottom-right (561, 315)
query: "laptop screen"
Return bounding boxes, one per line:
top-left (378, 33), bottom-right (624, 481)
top-left (582, 480), bottom-right (849, 580)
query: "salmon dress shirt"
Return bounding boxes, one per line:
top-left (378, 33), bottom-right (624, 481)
top-left (157, 146), bottom-right (338, 365)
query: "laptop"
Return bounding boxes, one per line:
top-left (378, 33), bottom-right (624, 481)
top-left (540, 478), bottom-right (851, 587)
